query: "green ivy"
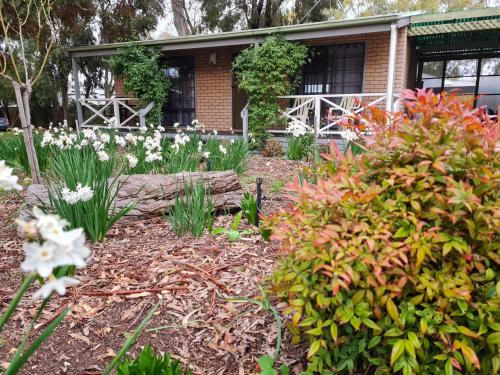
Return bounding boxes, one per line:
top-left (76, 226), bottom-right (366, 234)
top-left (109, 43), bottom-right (170, 125)
top-left (232, 35), bottom-right (309, 146)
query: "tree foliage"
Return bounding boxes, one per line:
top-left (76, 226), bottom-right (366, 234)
top-left (109, 44), bottom-right (170, 124)
top-left (267, 91), bottom-right (500, 374)
top-left (232, 35), bottom-right (308, 144)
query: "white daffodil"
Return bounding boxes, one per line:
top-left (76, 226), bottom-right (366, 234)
top-left (33, 277), bottom-right (80, 300)
top-left (115, 135), bottom-right (126, 147)
top-left (340, 129), bottom-right (359, 142)
top-left (173, 122), bottom-right (180, 128)
top-left (97, 150), bottom-right (109, 161)
top-left (219, 144), bottom-right (227, 155)
top-left (0, 160), bottom-right (22, 191)
top-left (99, 133), bottom-right (111, 144)
top-left (126, 154), bottom-right (138, 168)
top-left (203, 151), bottom-right (210, 159)
top-left (21, 240), bottom-right (61, 278)
top-left (61, 187), bottom-right (80, 204)
top-left (32, 207), bottom-right (68, 243)
top-left (56, 228), bottom-right (89, 268)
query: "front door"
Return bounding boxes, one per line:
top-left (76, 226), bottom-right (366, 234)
top-left (232, 53), bottom-right (247, 131)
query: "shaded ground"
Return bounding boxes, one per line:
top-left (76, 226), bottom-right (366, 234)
top-left (0, 155), bottom-right (308, 374)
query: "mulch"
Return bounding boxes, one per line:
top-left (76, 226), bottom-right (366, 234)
top-left (0, 155), bottom-right (309, 374)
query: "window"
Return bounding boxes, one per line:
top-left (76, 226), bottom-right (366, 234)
top-left (477, 57), bottom-right (500, 114)
top-left (298, 43), bottom-right (365, 95)
top-left (162, 56), bottom-right (195, 126)
top-left (418, 56), bottom-right (500, 114)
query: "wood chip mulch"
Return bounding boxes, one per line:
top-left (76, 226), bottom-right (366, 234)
top-left (0, 155), bottom-right (309, 374)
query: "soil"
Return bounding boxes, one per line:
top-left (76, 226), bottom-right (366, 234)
top-left (0, 155), bottom-right (309, 375)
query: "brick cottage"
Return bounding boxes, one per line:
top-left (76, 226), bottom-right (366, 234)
top-left (68, 8), bottom-right (500, 138)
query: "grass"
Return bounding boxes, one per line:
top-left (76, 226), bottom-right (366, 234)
top-left (287, 133), bottom-right (314, 161)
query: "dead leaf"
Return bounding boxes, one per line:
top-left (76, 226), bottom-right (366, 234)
top-left (69, 332), bottom-right (91, 345)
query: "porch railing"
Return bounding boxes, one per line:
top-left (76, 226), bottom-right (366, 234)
top-left (241, 93), bottom-right (400, 143)
top-left (77, 97), bottom-right (155, 130)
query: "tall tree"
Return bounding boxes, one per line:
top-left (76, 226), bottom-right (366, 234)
top-left (200, 0), bottom-right (287, 31)
top-left (171, 0), bottom-right (195, 36)
top-left (292, 0), bottom-right (334, 23)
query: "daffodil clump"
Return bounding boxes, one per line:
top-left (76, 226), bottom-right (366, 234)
top-left (286, 119), bottom-right (314, 161)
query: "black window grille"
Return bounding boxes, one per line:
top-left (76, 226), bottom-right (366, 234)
top-left (162, 56), bottom-right (196, 126)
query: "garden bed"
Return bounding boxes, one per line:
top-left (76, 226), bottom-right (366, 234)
top-left (0, 154), bottom-right (308, 375)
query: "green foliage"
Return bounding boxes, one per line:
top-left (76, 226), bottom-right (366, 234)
top-left (109, 44), bottom-right (170, 124)
top-left (257, 355), bottom-right (312, 375)
top-left (287, 133), bottom-right (314, 161)
top-left (117, 346), bottom-right (192, 375)
top-left (204, 138), bottom-right (249, 175)
top-left (212, 211), bottom-right (253, 242)
top-left (167, 179), bottom-right (214, 237)
top-left (241, 191), bottom-right (258, 226)
top-left (46, 147), bottom-right (133, 242)
top-left (266, 91), bottom-right (500, 374)
top-left (0, 131), bottom-right (50, 176)
top-left (233, 36), bottom-right (309, 145)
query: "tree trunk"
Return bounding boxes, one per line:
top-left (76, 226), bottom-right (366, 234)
top-left (25, 171), bottom-right (243, 217)
top-left (61, 78), bottom-right (69, 122)
top-left (171, 0), bottom-right (192, 36)
top-left (12, 81), bottom-right (42, 184)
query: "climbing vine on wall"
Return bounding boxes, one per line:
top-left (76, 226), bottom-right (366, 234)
top-left (232, 35), bottom-right (309, 145)
top-left (109, 43), bottom-right (170, 125)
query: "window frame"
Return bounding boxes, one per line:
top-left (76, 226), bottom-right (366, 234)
top-left (416, 53), bottom-right (500, 110)
top-left (162, 55), bottom-right (196, 127)
top-left (298, 42), bottom-right (367, 95)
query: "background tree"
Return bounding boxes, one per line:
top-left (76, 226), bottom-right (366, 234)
top-left (0, 0), bottom-right (56, 183)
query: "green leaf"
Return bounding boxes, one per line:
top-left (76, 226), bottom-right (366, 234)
top-left (385, 327), bottom-right (404, 337)
top-left (362, 318), bottom-right (381, 331)
top-left (279, 364), bottom-right (290, 375)
top-left (487, 332), bottom-right (500, 345)
top-left (305, 327), bottom-right (323, 336)
top-left (368, 335), bottom-right (382, 349)
top-left (386, 298), bottom-right (402, 326)
top-left (330, 323), bottom-right (338, 342)
top-left (307, 340), bottom-right (321, 359)
top-left (391, 339), bottom-right (405, 366)
top-left (257, 355), bottom-right (275, 370)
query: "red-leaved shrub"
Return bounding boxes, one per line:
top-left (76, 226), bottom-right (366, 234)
top-left (267, 90), bottom-right (500, 374)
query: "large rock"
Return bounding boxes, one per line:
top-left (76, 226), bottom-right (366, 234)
top-left (24, 171), bottom-right (243, 217)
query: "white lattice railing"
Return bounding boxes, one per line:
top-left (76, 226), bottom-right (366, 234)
top-left (78, 97), bottom-right (155, 130)
top-left (278, 93), bottom-right (400, 136)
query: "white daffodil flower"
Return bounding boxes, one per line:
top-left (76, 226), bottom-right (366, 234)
top-left (21, 241), bottom-right (61, 278)
top-left (33, 277), bottom-right (80, 300)
top-left (0, 160), bottom-right (22, 191)
top-left (126, 154), bottom-right (138, 168)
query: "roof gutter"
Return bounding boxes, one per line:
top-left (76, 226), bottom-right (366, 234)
top-left (69, 13), bottom-right (409, 58)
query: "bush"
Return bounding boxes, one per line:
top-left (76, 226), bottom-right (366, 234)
top-left (262, 139), bottom-right (283, 157)
top-left (167, 179), bottom-right (214, 237)
top-left (233, 35), bottom-right (309, 145)
top-left (266, 91), bottom-right (500, 374)
top-left (117, 346), bottom-right (192, 375)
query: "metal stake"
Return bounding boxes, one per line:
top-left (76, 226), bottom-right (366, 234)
top-left (256, 178), bottom-right (263, 227)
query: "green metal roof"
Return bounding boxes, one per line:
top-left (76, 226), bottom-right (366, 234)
top-left (409, 8), bottom-right (500, 56)
top-left (68, 12), bottom-right (412, 56)
top-left (409, 7), bottom-right (500, 36)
